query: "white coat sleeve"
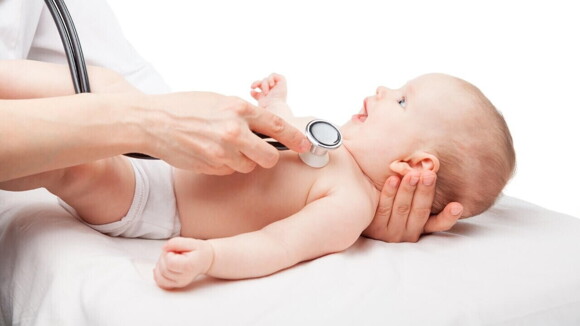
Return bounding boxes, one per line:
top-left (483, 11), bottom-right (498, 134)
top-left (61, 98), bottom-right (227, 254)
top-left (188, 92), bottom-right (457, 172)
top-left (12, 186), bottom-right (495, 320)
top-left (0, 0), bottom-right (44, 59)
top-left (1, 0), bottom-right (169, 94)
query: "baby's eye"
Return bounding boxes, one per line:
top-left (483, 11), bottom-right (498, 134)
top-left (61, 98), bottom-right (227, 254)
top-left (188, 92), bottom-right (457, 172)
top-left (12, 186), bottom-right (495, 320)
top-left (398, 97), bottom-right (407, 108)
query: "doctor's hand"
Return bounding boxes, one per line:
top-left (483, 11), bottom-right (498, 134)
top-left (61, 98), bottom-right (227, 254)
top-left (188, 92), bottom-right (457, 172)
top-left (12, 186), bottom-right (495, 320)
top-left (362, 171), bottom-right (464, 243)
top-left (138, 92), bottom-right (310, 175)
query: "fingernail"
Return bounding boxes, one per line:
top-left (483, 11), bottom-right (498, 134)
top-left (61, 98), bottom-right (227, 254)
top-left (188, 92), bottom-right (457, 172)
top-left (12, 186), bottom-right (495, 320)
top-left (409, 175), bottom-right (419, 186)
top-left (422, 174), bottom-right (435, 186)
top-left (451, 206), bottom-right (463, 216)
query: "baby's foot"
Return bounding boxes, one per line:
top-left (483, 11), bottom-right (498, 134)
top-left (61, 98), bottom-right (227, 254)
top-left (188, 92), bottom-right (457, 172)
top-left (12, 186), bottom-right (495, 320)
top-left (250, 73), bottom-right (287, 108)
top-left (153, 237), bottom-right (214, 290)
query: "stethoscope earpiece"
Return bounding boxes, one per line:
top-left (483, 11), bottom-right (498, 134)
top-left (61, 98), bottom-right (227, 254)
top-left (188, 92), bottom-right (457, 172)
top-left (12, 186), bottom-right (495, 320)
top-left (299, 119), bottom-right (342, 168)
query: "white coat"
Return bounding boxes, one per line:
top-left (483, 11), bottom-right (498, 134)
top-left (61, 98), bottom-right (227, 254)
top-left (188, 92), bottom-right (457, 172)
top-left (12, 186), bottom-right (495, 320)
top-left (0, 0), bottom-right (168, 93)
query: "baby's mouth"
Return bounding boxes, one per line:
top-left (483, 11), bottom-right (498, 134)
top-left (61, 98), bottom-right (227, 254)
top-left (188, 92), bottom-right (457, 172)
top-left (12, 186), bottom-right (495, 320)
top-left (351, 99), bottom-right (368, 122)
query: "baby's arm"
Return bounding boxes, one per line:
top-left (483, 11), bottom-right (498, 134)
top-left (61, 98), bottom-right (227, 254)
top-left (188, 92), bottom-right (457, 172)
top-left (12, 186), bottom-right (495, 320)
top-left (0, 59), bottom-right (138, 99)
top-left (154, 189), bottom-right (375, 289)
top-left (250, 73), bottom-right (295, 121)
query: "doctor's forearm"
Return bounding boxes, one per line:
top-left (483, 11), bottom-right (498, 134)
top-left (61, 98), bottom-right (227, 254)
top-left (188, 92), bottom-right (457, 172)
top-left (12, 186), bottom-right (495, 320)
top-left (0, 60), bottom-right (137, 99)
top-left (0, 93), bottom-right (152, 182)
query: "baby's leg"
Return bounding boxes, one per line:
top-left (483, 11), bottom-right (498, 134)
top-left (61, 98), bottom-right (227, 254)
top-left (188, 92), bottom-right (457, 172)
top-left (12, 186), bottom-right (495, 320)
top-left (53, 157), bottom-right (135, 225)
top-left (0, 156), bottom-right (135, 225)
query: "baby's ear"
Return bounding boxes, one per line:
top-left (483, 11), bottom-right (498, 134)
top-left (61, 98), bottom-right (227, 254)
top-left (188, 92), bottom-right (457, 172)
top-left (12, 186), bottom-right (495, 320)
top-left (389, 151), bottom-right (440, 176)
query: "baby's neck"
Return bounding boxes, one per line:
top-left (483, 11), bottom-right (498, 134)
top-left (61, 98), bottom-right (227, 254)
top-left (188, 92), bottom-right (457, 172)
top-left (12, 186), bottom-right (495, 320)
top-left (340, 143), bottom-right (391, 192)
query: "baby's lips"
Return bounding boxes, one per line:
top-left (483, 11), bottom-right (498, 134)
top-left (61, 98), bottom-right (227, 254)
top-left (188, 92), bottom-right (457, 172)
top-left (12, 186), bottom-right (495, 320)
top-left (351, 114), bottom-right (368, 122)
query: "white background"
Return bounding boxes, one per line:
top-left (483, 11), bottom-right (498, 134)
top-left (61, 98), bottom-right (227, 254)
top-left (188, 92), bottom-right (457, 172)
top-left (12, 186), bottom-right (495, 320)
top-left (108, 0), bottom-right (579, 218)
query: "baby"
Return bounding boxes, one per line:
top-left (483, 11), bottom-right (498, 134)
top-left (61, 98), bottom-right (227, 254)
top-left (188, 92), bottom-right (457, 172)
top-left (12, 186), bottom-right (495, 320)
top-left (3, 72), bottom-right (515, 289)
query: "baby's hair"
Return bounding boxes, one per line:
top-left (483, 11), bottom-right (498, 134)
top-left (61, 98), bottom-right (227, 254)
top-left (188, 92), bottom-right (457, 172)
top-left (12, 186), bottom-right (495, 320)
top-left (430, 79), bottom-right (516, 217)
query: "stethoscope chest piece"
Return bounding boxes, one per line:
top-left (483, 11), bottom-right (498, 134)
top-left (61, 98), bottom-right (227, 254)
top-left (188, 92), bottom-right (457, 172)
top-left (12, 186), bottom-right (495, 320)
top-left (299, 119), bottom-right (342, 168)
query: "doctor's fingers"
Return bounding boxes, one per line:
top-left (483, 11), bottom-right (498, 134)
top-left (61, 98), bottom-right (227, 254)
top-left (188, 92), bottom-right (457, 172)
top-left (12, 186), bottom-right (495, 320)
top-left (403, 172), bottom-right (437, 241)
top-left (173, 127), bottom-right (257, 175)
top-left (385, 172), bottom-right (421, 242)
top-left (248, 109), bottom-right (310, 156)
top-left (197, 101), bottom-right (282, 170)
top-left (166, 148), bottom-right (237, 176)
top-left (363, 176), bottom-right (399, 239)
top-left (424, 202), bottom-right (463, 234)
top-left (204, 145), bottom-right (258, 175)
top-left (145, 131), bottom-right (234, 175)
top-left (197, 127), bottom-right (269, 173)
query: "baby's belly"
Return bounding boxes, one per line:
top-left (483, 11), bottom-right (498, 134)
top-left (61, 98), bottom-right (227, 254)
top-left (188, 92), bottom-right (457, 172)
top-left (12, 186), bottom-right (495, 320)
top-left (173, 157), bottom-right (317, 239)
top-left (178, 197), bottom-right (302, 239)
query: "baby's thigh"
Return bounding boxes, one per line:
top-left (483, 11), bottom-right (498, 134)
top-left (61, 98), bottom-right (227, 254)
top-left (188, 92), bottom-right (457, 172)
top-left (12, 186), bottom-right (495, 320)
top-left (58, 156), bottom-right (135, 224)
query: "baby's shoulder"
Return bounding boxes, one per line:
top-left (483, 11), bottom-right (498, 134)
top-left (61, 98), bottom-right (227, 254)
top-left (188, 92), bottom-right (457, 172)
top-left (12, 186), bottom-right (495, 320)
top-left (307, 149), bottom-right (379, 209)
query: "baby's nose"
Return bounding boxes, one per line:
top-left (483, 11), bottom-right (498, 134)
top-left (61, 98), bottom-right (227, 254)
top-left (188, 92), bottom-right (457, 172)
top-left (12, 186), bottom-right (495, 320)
top-left (375, 86), bottom-right (390, 99)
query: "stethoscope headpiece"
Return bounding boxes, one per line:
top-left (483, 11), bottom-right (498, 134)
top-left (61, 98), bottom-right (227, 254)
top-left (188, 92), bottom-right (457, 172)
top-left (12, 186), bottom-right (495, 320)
top-left (299, 119), bottom-right (342, 168)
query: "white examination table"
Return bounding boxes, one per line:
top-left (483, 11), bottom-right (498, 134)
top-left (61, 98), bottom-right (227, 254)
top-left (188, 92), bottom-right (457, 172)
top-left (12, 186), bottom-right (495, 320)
top-left (1, 189), bottom-right (580, 325)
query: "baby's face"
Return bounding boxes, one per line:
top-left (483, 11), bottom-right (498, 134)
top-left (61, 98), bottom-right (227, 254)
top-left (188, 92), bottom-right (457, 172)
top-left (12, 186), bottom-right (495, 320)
top-left (342, 74), bottom-right (478, 174)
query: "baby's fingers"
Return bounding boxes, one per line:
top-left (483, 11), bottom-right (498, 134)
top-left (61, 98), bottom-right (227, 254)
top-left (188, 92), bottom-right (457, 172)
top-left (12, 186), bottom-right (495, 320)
top-left (153, 263), bottom-right (179, 290)
top-left (251, 80), bottom-right (262, 90)
top-left (164, 251), bottom-right (193, 274)
top-left (164, 237), bottom-right (196, 253)
top-left (268, 73), bottom-right (284, 87)
top-left (251, 89), bottom-right (264, 102)
top-left (157, 253), bottom-right (181, 279)
top-left (268, 74), bottom-right (277, 88)
top-left (154, 253), bottom-right (194, 289)
top-left (251, 79), bottom-right (269, 101)
top-left (260, 79), bottom-right (271, 94)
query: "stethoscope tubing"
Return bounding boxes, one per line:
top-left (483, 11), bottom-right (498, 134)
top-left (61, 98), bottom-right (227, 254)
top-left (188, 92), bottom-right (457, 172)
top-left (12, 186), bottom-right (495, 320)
top-left (45, 0), bottom-right (160, 159)
top-left (253, 132), bottom-right (289, 151)
top-left (44, 0), bottom-right (90, 94)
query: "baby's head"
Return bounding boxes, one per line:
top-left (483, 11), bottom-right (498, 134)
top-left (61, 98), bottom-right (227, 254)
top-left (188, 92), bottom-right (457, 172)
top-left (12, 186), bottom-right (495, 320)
top-left (342, 73), bottom-right (515, 217)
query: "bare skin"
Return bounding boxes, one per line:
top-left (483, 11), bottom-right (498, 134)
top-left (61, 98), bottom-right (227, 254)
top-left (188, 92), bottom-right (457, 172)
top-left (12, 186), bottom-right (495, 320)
top-left (0, 63), bottom-right (464, 290)
top-left (0, 60), bottom-right (310, 181)
top-left (365, 172), bottom-right (463, 243)
top-left (0, 60), bottom-right (461, 243)
top-left (159, 73), bottom-right (472, 288)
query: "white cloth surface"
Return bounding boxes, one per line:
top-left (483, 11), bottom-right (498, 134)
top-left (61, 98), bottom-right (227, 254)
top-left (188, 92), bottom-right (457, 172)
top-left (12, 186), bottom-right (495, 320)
top-left (0, 0), bottom-right (169, 94)
top-left (1, 189), bottom-right (580, 326)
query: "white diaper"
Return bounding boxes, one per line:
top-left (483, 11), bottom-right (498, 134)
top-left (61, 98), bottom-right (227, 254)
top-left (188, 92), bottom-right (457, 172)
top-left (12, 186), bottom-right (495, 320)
top-left (60, 158), bottom-right (181, 239)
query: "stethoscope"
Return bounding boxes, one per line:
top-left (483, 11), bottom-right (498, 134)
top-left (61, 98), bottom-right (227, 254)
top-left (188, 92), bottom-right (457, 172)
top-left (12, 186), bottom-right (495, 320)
top-left (255, 120), bottom-right (342, 168)
top-left (44, 0), bottom-right (342, 168)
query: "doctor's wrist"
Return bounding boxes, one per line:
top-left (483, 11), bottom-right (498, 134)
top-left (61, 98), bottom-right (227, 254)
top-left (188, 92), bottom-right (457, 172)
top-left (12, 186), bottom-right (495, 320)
top-left (118, 93), bottom-right (203, 160)
top-left (113, 93), bottom-right (163, 156)
top-left (92, 92), bottom-right (155, 157)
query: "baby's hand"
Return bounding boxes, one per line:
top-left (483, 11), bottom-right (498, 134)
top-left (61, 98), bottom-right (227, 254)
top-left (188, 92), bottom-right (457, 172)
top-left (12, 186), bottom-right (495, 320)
top-left (153, 237), bottom-right (214, 290)
top-left (250, 73), bottom-right (287, 108)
